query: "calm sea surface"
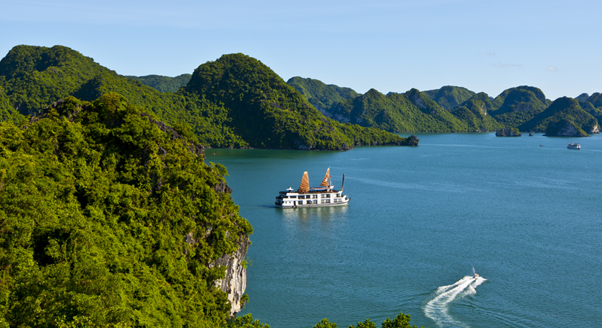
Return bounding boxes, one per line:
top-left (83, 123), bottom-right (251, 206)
top-left (209, 133), bottom-right (602, 328)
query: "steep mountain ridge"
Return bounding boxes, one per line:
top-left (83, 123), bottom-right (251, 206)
top-left (422, 85), bottom-right (476, 110)
top-left (519, 97), bottom-right (599, 135)
top-left (0, 45), bottom-right (411, 149)
top-left (286, 76), bottom-right (359, 115)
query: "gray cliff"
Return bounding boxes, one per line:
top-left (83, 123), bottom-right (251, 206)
top-left (210, 233), bottom-right (249, 318)
top-left (208, 181), bottom-right (249, 318)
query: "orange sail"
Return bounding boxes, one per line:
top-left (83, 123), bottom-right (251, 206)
top-left (320, 168), bottom-right (330, 187)
top-left (298, 171), bottom-right (310, 193)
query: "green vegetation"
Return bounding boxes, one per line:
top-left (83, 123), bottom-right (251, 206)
top-left (575, 93), bottom-right (590, 103)
top-left (519, 97), bottom-right (597, 136)
top-left (0, 93), bottom-right (253, 327)
top-left (6, 44), bottom-right (601, 140)
top-left (183, 53), bottom-right (411, 149)
top-left (311, 312), bottom-right (423, 328)
top-left (585, 92), bottom-right (602, 107)
top-left (126, 74), bottom-right (192, 93)
top-left (286, 81), bottom-right (504, 133)
top-left (325, 88), bottom-right (472, 133)
top-left (0, 45), bottom-right (250, 148)
top-left (0, 45), bottom-right (411, 150)
top-left (422, 86), bottom-right (475, 110)
top-left (489, 86), bottom-right (549, 127)
top-left (0, 86), bottom-right (23, 124)
top-left (228, 312), bottom-right (423, 328)
top-left (450, 106), bottom-right (502, 132)
top-left (578, 93), bottom-right (602, 123)
top-left (287, 76), bottom-right (359, 112)
top-left (544, 119), bottom-right (589, 137)
top-left (495, 127), bottom-right (522, 137)
top-left (291, 80), bottom-right (602, 135)
top-left (404, 89), bottom-right (468, 131)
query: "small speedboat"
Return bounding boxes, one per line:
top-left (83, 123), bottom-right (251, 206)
top-left (473, 273), bottom-right (479, 279)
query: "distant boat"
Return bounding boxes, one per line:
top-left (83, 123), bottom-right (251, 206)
top-left (529, 132), bottom-right (534, 136)
top-left (275, 168), bottom-right (350, 208)
top-left (567, 142), bottom-right (581, 150)
top-left (540, 145), bottom-right (544, 147)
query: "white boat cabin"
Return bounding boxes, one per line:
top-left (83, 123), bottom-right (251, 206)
top-left (275, 169), bottom-right (350, 208)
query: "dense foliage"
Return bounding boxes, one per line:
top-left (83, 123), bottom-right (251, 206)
top-left (126, 74), bottom-right (192, 93)
top-left (293, 79), bottom-right (602, 135)
top-left (184, 53), bottom-right (411, 149)
top-left (422, 86), bottom-right (475, 110)
top-left (0, 45), bottom-right (410, 150)
top-left (495, 127), bottom-right (522, 137)
top-left (287, 77), bottom-right (359, 112)
top-left (544, 119), bottom-right (589, 137)
top-left (325, 88), bottom-right (477, 133)
top-left (229, 312), bottom-right (423, 328)
top-left (0, 86), bottom-right (23, 124)
top-left (519, 97), bottom-right (598, 135)
top-left (488, 86), bottom-right (549, 127)
top-left (0, 93), bottom-right (252, 327)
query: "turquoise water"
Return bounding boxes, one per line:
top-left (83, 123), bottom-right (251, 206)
top-left (209, 133), bottom-right (602, 328)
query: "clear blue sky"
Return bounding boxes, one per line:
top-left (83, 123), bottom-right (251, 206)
top-left (2, 0), bottom-right (600, 100)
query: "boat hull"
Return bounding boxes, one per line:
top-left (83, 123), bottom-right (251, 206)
top-left (275, 199), bottom-right (350, 208)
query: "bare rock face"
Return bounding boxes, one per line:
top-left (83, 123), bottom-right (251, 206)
top-left (544, 119), bottom-right (589, 137)
top-left (210, 234), bottom-right (250, 318)
top-left (590, 124), bottom-right (599, 134)
top-left (213, 180), bottom-right (233, 194)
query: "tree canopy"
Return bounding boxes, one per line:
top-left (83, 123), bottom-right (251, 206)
top-left (0, 93), bottom-right (252, 327)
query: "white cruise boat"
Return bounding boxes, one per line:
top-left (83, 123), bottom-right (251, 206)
top-left (567, 142), bottom-right (581, 150)
top-left (275, 168), bottom-right (350, 208)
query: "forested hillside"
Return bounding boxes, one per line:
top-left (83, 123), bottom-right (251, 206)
top-left (290, 77), bottom-right (601, 136)
top-left (0, 94), bottom-right (252, 327)
top-left (183, 53), bottom-right (413, 149)
top-left (287, 76), bottom-right (359, 113)
top-left (126, 74), bottom-right (191, 92)
top-left (519, 97), bottom-right (599, 135)
top-left (422, 86), bottom-right (475, 110)
top-left (0, 45), bottom-right (413, 150)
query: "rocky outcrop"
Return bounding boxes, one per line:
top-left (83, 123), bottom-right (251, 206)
top-left (209, 233), bottom-right (250, 318)
top-left (590, 124), bottom-right (599, 134)
top-left (496, 127), bottom-right (522, 137)
top-left (213, 180), bottom-right (233, 194)
top-left (544, 119), bottom-right (589, 137)
top-left (401, 135), bottom-right (420, 146)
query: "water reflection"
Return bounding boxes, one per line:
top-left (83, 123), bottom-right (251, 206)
top-left (279, 205), bottom-right (348, 222)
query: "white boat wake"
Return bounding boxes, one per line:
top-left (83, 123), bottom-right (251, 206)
top-left (424, 274), bottom-right (486, 328)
